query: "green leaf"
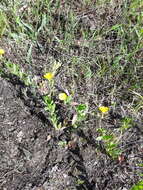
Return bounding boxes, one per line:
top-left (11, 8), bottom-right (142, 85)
top-left (76, 104), bottom-right (87, 111)
top-left (96, 128), bottom-right (106, 133)
top-left (102, 135), bottom-right (113, 140)
top-left (58, 140), bottom-right (67, 147)
top-left (107, 142), bottom-right (117, 148)
top-left (77, 179), bottom-right (84, 185)
top-left (138, 163), bottom-right (143, 167)
top-left (37, 14), bottom-right (47, 34)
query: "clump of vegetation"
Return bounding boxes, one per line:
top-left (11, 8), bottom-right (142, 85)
top-left (130, 180), bottom-right (143, 190)
top-left (96, 128), bottom-right (121, 159)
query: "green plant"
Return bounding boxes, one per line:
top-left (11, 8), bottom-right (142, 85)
top-left (3, 61), bottom-right (33, 86)
top-left (120, 116), bottom-right (134, 131)
top-left (0, 11), bottom-right (7, 37)
top-left (1, 60), bottom-right (64, 130)
top-left (72, 104), bottom-right (88, 128)
top-left (43, 95), bottom-right (62, 130)
top-left (96, 128), bottom-right (121, 159)
top-left (58, 140), bottom-right (67, 147)
top-left (130, 180), bottom-right (143, 190)
top-left (76, 179), bottom-right (85, 185)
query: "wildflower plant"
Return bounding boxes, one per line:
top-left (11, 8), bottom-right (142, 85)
top-left (3, 61), bottom-right (33, 86)
top-left (43, 95), bottom-right (62, 130)
top-left (43, 71), bottom-right (62, 129)
top-left (96, 128), bottom-right (121, 159)
top-left (43, 62), bottom-right (62, 95)
top-left (42, 62), bottom-right (66, 130)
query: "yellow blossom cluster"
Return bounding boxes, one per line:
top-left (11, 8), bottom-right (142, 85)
top-left (43, 72), bottom-right (68, 101)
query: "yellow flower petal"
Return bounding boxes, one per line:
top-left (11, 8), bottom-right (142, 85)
top-left (59, 93), bottom-right (68, 101)
top-left (0, 49), bottom-right (5, 55)
top-left (99, 106), bottom-right (109, 113)
top-left (44, 72), bottom-right (54, 80)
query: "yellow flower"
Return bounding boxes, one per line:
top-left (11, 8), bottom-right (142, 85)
top-left (99, 106), bottom-right (109, 113)
top-left (0, 49), bottom-right (5, 55)
top-left (44, 72), bottom-right (54, 81)
top-left (59, 93), bottom-right (68, 101)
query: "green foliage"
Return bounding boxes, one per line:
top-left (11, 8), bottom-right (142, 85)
top-left (0, 11), bottom-right (7, 37)
top-left (120, 117), bottom-right (134, 131)
top-left (72, 104), bottom-right (88, 128)
top-left (43, 95), bottom-right (62, 130)
top-left (96, 128), bottom-right (121, 159)
top-left (4, 61), bottom-right (32, 85)
top-left (58, 140), bottom-right (67, 147)
top-left (76, 179), bottom-right (85, 185)
top-left (130, 180), bottom-right (143, 190)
